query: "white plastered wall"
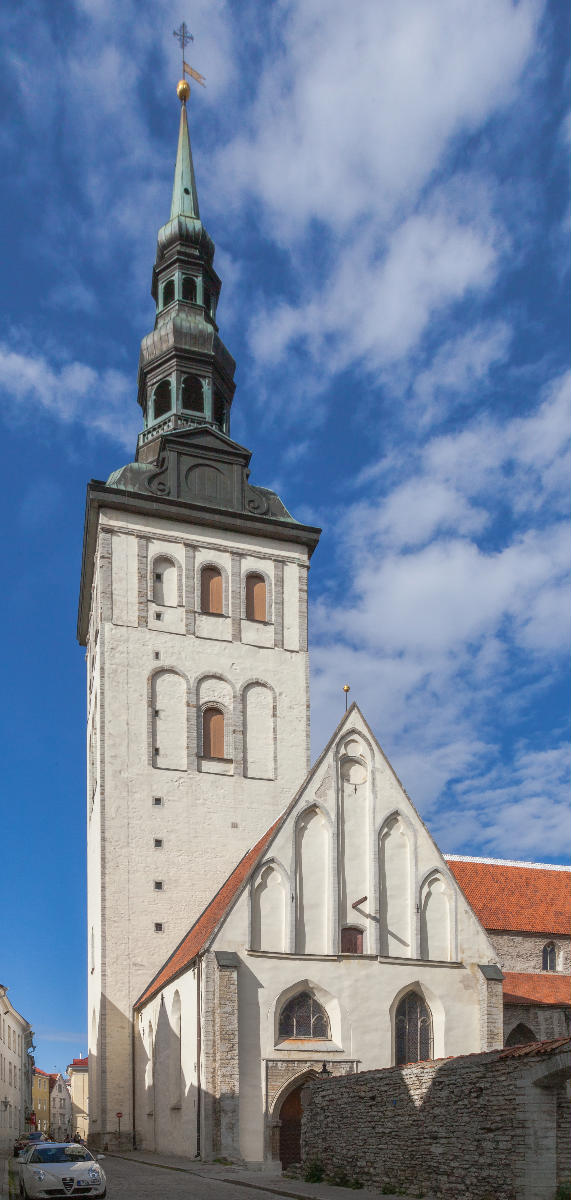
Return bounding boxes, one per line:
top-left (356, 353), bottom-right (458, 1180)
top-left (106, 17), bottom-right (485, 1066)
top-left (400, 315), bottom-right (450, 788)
top-left (86, 504), bottom-right (312, 1142)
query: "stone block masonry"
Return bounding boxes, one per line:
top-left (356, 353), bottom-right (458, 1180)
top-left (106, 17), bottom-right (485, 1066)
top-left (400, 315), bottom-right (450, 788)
top-left (301, 1038), bottom-right (570, 1200)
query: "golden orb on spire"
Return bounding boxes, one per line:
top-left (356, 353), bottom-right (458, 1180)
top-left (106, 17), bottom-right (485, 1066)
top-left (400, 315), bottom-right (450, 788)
top-left (177, 78), bottom-right (190, 103)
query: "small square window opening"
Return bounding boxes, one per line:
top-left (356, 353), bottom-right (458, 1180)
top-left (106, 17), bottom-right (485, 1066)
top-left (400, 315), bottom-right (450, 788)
top-left (154, 880), bottom-right (163, 890)
top-left (153, 796), bottom-right (162, 806)
top-left (154, 923), bottom-right (163, 932)
top-left (154, 651), bottom-right (161, 661)
top-left (154, 838), bottom-right (163, 848)
top-left (155, 612), bottom-right (163, 621)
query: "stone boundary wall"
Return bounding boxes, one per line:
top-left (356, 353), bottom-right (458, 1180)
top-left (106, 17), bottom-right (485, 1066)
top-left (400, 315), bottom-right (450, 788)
top-left (301, 1040), bottom-right (570, 1200)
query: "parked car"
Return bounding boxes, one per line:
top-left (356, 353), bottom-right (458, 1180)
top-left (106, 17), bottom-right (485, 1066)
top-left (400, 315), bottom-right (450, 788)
top-left (13, 1132), bottom-right (47, 1158)
top-left (18, 1142), bottom-right (106, 1198)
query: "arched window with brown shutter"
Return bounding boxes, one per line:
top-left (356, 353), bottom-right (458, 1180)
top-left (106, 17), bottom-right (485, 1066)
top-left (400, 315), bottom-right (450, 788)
top-left (341, 926), bottom-right (363, 954)
top-left (202, 707), bottom-right (225, 759)
top-left (245, 573), bottom-right (266, 622)
top-left (200, 566), bottom-right (223, 614)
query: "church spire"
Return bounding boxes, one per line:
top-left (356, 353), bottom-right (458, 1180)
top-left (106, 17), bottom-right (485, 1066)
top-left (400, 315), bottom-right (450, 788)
top-left (134, 78), bottom-right (236, 465)
top-left (170, 85), bottom-right (200, 221)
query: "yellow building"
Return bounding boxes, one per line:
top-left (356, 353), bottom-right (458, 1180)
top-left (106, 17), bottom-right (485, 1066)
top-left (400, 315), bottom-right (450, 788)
top-left (31, 1069), bottom-right (52, 1135)
top-left (66, 1057), bottom-right (89, 1140)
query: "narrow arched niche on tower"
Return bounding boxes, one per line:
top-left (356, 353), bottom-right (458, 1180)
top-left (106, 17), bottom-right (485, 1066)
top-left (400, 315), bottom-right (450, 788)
top-left (181, 275), bottom-right (197, 302)
top-left (153, 379), bottom-right (172, 421)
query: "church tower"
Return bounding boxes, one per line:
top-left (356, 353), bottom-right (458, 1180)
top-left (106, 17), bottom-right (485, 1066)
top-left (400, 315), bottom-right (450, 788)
top-left (78, 79), bottom-right (320, 1147)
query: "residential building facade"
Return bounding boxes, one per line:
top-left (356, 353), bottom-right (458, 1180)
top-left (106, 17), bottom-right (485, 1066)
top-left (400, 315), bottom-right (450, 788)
top-left (0, 985), bottom-right (33, 1152)
top-left (50, 1073), bottom-right (72, 1142)
top-left (31, 1068), bottom-right (51, 1135)
top-left (67, 1057), bottom-right (89, 1140)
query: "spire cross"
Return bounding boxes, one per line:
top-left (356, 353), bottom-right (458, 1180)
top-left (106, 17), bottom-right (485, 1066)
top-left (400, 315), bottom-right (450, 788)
top-left (173, 22), bottom-right (194, 73)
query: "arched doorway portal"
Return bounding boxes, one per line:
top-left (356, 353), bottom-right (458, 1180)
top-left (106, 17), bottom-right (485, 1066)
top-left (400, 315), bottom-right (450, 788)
top-left (278, 1083), bottom-right (304, 1168)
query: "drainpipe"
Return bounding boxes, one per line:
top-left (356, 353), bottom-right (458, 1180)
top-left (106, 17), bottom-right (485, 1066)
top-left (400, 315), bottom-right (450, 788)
top-left (196, 958), bottom-right (201, 1158)
top-left (131, 1011), bottom-right (137, 1150)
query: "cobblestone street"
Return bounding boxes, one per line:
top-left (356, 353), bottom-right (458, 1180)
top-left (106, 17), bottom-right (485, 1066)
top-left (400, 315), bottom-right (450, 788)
top-left (1, 1151), bottom-right (417, 1200)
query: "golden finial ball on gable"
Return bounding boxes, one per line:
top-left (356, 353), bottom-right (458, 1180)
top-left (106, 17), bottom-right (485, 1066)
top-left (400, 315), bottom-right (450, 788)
top-left (177, 79), bottom-right (190, 103)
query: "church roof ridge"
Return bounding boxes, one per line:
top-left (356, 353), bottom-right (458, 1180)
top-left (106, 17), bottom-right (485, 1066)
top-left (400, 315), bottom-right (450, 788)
top-left (445, 854), bottom-right (570, 871)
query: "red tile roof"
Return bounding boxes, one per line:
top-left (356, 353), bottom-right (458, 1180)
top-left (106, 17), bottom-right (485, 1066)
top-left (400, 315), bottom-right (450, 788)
top-left (69, 1057), bottom-right (88, 1068)
top-left (445, 858), bottom-right (571, 934)
top-left (134, 818), bottom-right (281, 1010)
top-left (502, 971), bottom-right (571, 1007)
top-left (498, 1036), bottom-right (570, 1058)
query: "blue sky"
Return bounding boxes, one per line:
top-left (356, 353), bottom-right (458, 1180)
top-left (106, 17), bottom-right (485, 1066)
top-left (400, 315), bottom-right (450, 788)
top-left (0, 0), bottom-right (568, 1077)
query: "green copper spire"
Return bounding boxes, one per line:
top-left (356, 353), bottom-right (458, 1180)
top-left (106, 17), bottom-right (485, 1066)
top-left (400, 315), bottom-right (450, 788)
top-left (170, 96), bottom-right (200, 220)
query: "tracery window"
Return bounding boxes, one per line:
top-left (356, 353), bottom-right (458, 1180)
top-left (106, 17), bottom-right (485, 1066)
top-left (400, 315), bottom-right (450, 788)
top-left (341, 926), bottom-right (363, 954)
top-left (162, 279), bottom-right (175, 307)
top-left (245, 573), bottom-right (267, 622)
top-left (181, 374), bottom-right (204, 413)
top-left (395, 991), bottom-right (432, 1066)
top-left (278, 992), bottom-right (330, 1040)
top-left (182, 275), bottom-right (197, 302)
top-left (202, 707), bottom-right (225, 760)
top-left (200, 566), bottom-right (223, 614)
top-left (542, 942), bottom-right (556, 972)
top-left (153, 380), bottom-right (172, 420)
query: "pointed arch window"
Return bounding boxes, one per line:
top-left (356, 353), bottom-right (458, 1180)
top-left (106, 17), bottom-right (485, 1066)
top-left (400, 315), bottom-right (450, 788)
top-left (395, 991), bottom-right (432, 1066)
top-left (181, 374), bottom-right (204, 413)
top-left (278, 992), bottom-right (330, 1040)
top-left (153, 380), bottom-right (172, 421)
top-left (341, 926), bottom-right (363, 954)
top-left (200, 566), bottom-right (223, 615)
top-left (542, 942), bottom-right (556, 972)
top-left (202, 706), bottom-right (225, 759)
top-left (162, 279), bottom-right (175, 307)
top-left (505, 1023), bottom-right (537, 1047)
top-left (245, 573), bottom-right (266, 622)
top-left (182, 275), bottom-right (197, 302)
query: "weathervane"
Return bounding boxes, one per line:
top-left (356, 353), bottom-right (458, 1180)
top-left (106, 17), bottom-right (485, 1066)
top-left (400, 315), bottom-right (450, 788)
top-left (173, 21), bottom-right (206, 101)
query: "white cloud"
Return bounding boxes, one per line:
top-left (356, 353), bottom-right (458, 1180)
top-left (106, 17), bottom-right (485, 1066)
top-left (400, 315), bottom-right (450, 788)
top-left (409, 321), bottom-right (512, 425)
top-left (0, 344), bottom-right (137, 449)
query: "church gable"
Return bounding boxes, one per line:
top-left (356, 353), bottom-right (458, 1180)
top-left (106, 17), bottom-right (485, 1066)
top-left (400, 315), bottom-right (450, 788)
top-left (214, 704), bottom-right (497, 967)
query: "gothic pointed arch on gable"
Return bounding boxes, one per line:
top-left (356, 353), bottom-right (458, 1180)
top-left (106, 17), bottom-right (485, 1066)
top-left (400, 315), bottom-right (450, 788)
top-left (419, 867), bottom-right (457, 962)
top-left (378, 810), bottom-right (416, 959)
top-left (147, 666), bottom-right (190, 770)
top-left (250, 857), bottom-right (290, 953)
top-left (271, 978), bottom-right (343, 1051)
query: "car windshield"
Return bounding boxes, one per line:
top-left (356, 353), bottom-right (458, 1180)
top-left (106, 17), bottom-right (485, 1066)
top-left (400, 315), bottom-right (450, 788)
top-left (30, 1147), bottom-right (93, 1164)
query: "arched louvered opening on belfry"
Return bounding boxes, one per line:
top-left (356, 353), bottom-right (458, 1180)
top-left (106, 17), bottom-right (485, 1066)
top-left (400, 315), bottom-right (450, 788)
top-left (213, 390), bottom-right (226, 429)
top-left (505, 1022), bottom-right (538, 1048)
top-left (153, 379), bottom-right (172, 421)
top-left (181, 374), bottom-right (204, 414)
top-left (152, 556), bottom-right (178, 607)
top-left (200, 565), bottom-right (223, 614)
top-left (395, 990), bottom-right (432, 1065)
top-left (245, 573), bottom-right (267, 622)
top-left (251, 862), bottom-right (287, 952)
top-left (542, 942), bottom-right (557, 971)
top-left (162, 278), bottom-right (175, 307)
top-left (169, 991), bottom-right (182, 1108)
top-left (202, 706), bottom-right (225, 760)
top-left (182, 275), bottom-right (196, 302)
top-left (278, 991), bottom-right (330, 1041)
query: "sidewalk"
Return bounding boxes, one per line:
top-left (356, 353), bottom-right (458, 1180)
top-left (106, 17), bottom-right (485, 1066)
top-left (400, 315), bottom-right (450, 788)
top-left (106, 1148), bottom-right (428, 1199)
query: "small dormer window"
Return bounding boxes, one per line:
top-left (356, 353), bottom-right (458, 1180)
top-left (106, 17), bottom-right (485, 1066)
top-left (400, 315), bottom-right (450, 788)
top-left (182, 275), bottom-right (197, 302)
top-left (162, 279), bottom-right (175, 307)
top-left (153, 379), bottom-right (171, 420)
top-left (181, 374), bottom-right (204, 413)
